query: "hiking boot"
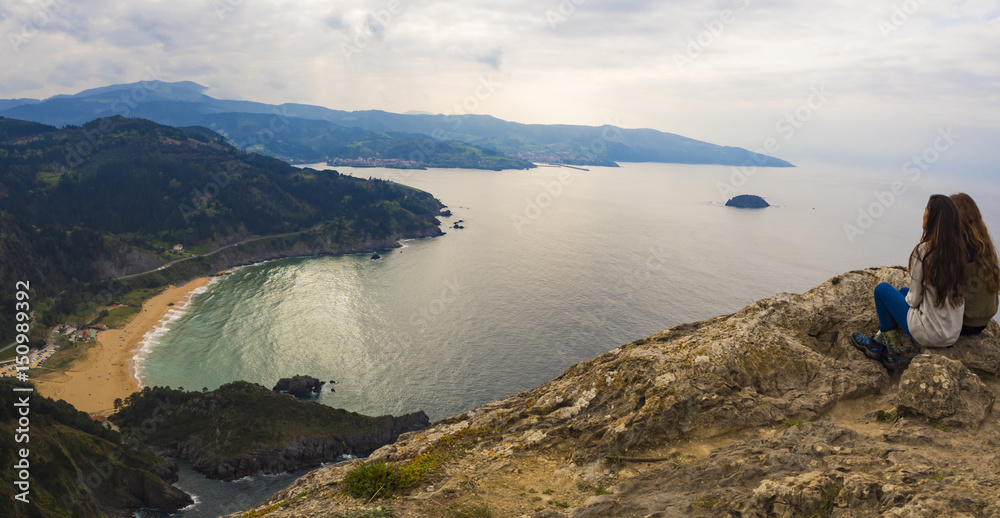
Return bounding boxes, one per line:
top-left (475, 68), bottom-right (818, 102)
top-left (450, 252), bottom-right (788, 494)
top-left (880, 342), bottom-right (900, 372)
top-left (850, 332), bottom-right (900, 372)
top-left (850, 332), bottom-right (885, 360)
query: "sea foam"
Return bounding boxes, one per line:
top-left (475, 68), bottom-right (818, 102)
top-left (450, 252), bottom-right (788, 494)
top-left (131, 279), bottom-right (219, 388)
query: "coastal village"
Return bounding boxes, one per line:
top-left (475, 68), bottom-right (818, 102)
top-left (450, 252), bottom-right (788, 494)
top-left (0, 323), bottom-right (109, 377)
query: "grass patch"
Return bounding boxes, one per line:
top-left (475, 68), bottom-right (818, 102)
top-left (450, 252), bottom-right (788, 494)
top-left (0, 345), bottom-right (17, 362)
top-left (808, 486), bottom-right (840, 518)
top-left (119, 286), bottom-right (163, 306)
top-left (341, 461), bottom-right (402, 500)
top-left (35, 170), bottom-right (61, 188)
top-left (876, 410), bottom-right (901, 423)
top-left (576, 482), bottom-right (613, 496)
top-left (446, 503), bottom-right (493, 518)
top-left (696, 496), bottom-right (720, 510)
top-left (332, 506), bottom-right (396, 518)
top-left (240, 489), bottom-right (318, 517)
top-left (40, 341), bottom-right (88, 371)
top-left (929, 472), bottom-right (955, 481)
top-left (783, 419), bottom-right (806, 427)
top-left (931, 422), bottom-right (952, 432)
top-left (399, 449), bottom-right (448, 488)
top-left (97, 305), bottom-right (140, 329)
top-left (185, 243), bottom-right (212, 256)
top-left (550, 500), bottom-right (569, 508)
top-left (340, 420), bottom-right (509, 501)
top-left (605, 450), bottom-right (626, 466)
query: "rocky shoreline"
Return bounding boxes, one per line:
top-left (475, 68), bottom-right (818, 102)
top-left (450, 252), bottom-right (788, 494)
top-left (227, 266), bottom-right (1000, 517)
top-left (155, 411), bottom-right (431, 481)
top-left (110, 382), bottom-right (431, 482)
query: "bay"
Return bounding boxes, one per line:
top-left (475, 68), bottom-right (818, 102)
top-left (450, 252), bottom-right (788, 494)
top-left (139, 161), bottom-right (1000, 422)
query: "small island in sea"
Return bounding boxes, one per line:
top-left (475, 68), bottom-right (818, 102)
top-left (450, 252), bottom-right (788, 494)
top-left (725, 194), bottom-right (770, 208)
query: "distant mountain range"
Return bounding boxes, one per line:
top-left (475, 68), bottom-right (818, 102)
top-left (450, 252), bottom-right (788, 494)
top-left (0, 81), bottom-right (793, 169)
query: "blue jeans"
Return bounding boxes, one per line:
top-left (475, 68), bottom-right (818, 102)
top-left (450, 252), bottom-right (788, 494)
top-left (874, 282), bottom-right (911, 337)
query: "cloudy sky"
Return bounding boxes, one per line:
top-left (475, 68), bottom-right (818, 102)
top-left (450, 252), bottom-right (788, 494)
top-left (1, 0), bottom-right (998, 172)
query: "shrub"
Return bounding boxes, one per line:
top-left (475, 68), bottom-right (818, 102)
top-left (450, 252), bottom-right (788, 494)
top-left (447, 503), bottom-right (493, 518)
top-left (341, 461), bottom-right (402, 500)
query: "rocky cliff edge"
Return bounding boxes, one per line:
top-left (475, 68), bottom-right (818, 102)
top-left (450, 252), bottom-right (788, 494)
top-left (229, 267), bottom-right (1000, 518)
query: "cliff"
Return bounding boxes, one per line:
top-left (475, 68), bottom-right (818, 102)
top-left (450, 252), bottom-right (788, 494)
top-left (91, 236), bottom-right (165, 279)
top-left (110, 381), bottom-right (430, 482)
top-left (228, 267), bottom-right (1000, 517)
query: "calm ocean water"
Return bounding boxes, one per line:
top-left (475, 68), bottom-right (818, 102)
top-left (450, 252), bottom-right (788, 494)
top-left (134, 161), bottom-right (999, 516)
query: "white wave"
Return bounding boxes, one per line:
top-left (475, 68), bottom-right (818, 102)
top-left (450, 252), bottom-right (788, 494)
top-left (131, 279), bottom-right (220, 388)
top-left (174, 490), bottom-right (200, 512)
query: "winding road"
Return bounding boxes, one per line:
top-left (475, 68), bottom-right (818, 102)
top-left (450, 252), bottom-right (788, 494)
top-left (114, 222), bottom-right (325, 280)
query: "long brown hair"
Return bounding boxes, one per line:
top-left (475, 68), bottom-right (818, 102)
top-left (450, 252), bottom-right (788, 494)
top-left (951, 192), bottom-right (1000, 294)
top-left (910, 194), bottom-right (967, 307)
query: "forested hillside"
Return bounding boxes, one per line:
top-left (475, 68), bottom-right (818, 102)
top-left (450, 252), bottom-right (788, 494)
top-left (0, 116), bottom-right (445, 344)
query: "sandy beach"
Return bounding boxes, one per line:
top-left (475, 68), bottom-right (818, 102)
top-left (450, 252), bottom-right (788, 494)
top-left (34, 277), bottom-right (214, 415)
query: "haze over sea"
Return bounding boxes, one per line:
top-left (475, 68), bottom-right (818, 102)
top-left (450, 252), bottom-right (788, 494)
top-left (137, 162), bottom-right (1000, 424)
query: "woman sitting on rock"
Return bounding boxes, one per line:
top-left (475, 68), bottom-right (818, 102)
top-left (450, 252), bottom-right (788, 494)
top-left (951, 192), bottom-right (1000, 335)
top-left (851, 194), bottom-right (968, 370)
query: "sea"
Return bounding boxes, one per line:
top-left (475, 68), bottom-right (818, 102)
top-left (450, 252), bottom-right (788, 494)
top-left (134, 161), bottom-right (1000, 517)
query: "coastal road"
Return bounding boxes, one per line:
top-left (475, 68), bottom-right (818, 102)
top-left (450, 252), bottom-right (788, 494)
top-left (114, 222), bottom-right (325, 281)
top-left (0, 223), bottom-right (328, 356)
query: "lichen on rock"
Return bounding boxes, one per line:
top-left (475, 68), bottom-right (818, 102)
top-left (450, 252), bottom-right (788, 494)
top-left (897, 354), bottom-right (996, 428)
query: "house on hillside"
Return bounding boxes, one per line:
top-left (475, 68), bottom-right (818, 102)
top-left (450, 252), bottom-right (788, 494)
top-left (172, 244), bottom-right (184, 252)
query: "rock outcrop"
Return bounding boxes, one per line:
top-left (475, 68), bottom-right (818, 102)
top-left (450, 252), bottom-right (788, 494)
top-left (111, 382), bottom-right (430, 482)
top-left (725, 194), bottom-right (770, 208)
top-left (897, 354), bottom-right (996, 428)
top-left (228, 267), bottom-right (1000, 518)
top-left (157, 412), bottom-right (430, 481)
top-left (92, 237), bottom-right (165, 279)
top-left (273, 375), bottom-right (325, 396)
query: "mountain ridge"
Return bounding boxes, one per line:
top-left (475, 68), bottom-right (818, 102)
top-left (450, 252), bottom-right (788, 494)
top-left (1, 81), bottom-right (794, 169)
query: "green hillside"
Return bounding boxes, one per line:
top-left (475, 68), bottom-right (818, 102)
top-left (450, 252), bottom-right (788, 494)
top-left (0, 379), bottom-right (192, 517)
top-left (0, 116), bottom-right (445, 344)
top-left (110, 382), bottom-right (430, 480)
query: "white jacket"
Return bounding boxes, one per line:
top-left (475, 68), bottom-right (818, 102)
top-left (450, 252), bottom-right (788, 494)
top-left (906, 243), bottom-right (965, 347)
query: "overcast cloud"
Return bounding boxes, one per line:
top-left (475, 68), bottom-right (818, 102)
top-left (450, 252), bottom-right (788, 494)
top-left (1, 0), bottom-right (997, 171)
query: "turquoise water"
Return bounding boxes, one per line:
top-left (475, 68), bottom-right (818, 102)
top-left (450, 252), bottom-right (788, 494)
top-left (138, 162), bottom-right (1000, 423)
